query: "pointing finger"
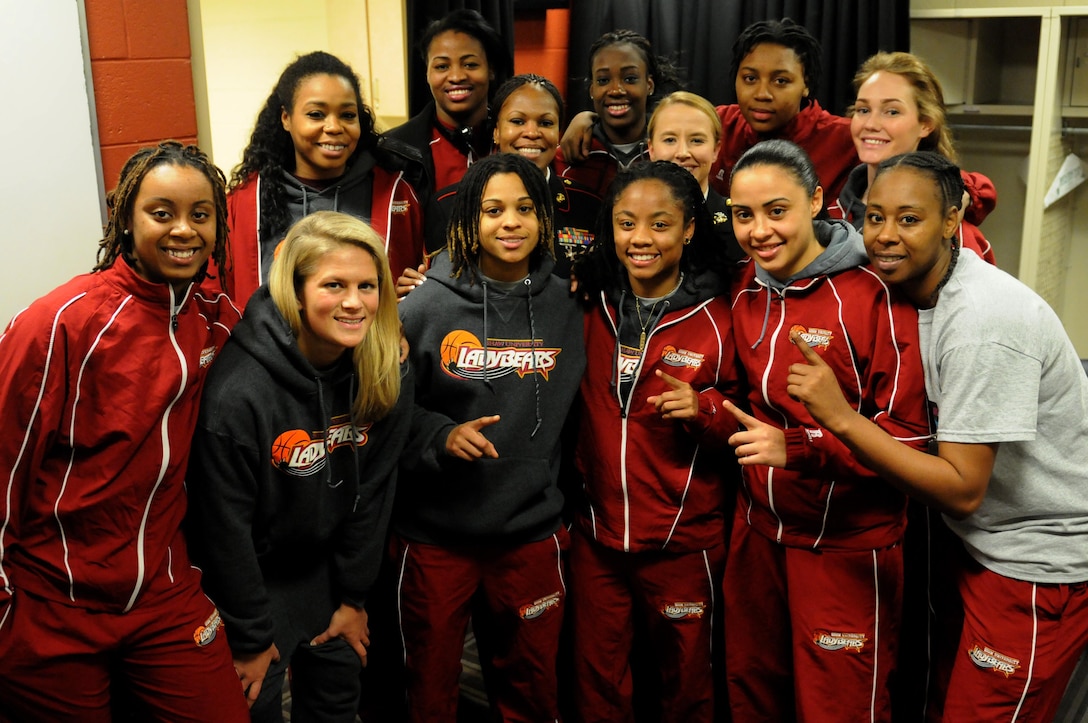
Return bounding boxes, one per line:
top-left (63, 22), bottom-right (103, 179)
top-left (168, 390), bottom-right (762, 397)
top-left (789, 330), bottom-right (825, 365)
top-left (721, 399), bottom-right (759, 428)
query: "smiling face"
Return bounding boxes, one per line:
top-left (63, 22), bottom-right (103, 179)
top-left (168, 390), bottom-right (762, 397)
top-left (863, 166), bottom-right (959, 307)
top-left (648, 103), bottom-right (721, 193)
top-left (128, 163), bottom-right (217, 296)
top-left (281, 73), bottom-right (362, 181)
top-left (296, 243), bottom-right (379, 368)
top-left (735, 43), bottom-right (808, 135)
top-left (729, 163), bottom-right (824, 282)
top-left (590, 43), bottom-right (654, 145)
top-left (427, 30), bottom-right (492, 128)
top-left (477, 172), bottom-right (541, 281)
top-left (851, 71), bottom-right (934, 167)
top-left (613, 178), bottom-right (692, 298)
top-left (493, 83), bottom-right (560, 171)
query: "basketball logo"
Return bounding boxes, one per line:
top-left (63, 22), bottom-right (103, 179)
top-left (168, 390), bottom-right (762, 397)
top-left (271, 429), bottom-right (312, 467)
top-left (440, 330), bottom-right (483, 373)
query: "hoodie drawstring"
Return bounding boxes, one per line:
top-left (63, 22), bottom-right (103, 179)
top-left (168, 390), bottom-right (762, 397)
top-left (348, 373), bottom-right (360, 511)
top-left (481, 281), bottom-right (493, 390)
top-left (752, 282), bottom-right (774, 349)
top-left (524, 277), bottom-right (542, 439)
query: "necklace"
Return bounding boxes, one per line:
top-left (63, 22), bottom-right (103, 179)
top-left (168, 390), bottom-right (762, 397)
top-left (635, 300), bottom-right (659, 351)
top-left (633, 273), bottom-right (685, 350)
top-left (927, 242), bottom-right (960, 307)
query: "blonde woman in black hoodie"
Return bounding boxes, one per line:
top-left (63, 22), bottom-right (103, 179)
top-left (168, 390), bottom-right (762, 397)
top-left (186, 211), bottom-right (412, 722)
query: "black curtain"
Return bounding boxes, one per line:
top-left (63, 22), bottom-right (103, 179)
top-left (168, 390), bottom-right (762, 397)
top-left (404, 0), bottom-right (516, 118)
top-left (565, 0), bottom-right (908, 119)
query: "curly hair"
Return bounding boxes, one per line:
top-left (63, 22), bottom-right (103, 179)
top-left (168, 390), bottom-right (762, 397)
top-left (849, 52), bottom-right (957, 163)
top-left (445, 153), bottom-right (554, 283)
top-left (229, 52), bottom-right (378, 248)
top-left (586, 29), bottom-right (685, 109)
top-left (730, 19), bottom-right (822, 100)
top-left (95, 141), bottom-right (230, 290)
top-left (269, 210), bottom-right (401, 423)
top-left (418, 9), bottom-right (512, 102)
top-left (574, 160), bottom-right (717, 301)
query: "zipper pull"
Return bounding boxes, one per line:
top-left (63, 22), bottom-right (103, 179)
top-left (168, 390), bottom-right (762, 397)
top-left (171, 312), bottom-right (178, 332)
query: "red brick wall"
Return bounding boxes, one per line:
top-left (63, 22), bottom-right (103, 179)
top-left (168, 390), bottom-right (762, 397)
top-left (84, 0), bottom-right (197, 189)
top-left (514, 8), bottom-right (570, 100)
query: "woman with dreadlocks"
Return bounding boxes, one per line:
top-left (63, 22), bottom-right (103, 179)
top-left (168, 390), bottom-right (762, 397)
top-left (0, 141), bottom-right (248, 721)
top-left (394, 152), bottom-right (585, 722)
top-left (222, 50), bottom-right (425, 309)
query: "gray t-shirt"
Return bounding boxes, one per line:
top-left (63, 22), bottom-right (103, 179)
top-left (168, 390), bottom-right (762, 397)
top-left (919, 250), bottom-right (1088, 583)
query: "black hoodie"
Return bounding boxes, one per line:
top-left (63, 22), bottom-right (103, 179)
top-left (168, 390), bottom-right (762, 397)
top-left (186, 286), bottom-right (413, 653)
top-left (397, 253), bottom-right (586, 545)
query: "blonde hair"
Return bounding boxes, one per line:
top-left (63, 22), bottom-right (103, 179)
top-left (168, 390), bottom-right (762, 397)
top-left (269, 211), bottom-right (401, 423)
top-left (647, 91), bottom-right (721, 144)
top-left (849, 51), bottom-right (957, 163)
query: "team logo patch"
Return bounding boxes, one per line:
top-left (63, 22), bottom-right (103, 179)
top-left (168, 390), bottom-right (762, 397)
top-left (813, 629), bottom-right (868, 653)
top-left (790, 324), bottom-right (833, 351)
top-left (270, 418), bottom-right (370, 476)
top-left (391, 200), bottom-right (410, 214)
top-left (199, 346), bottom-right (218, 368)
top-left (439, 330), bottom-right (560, 381)
top-left (519, 592), bottom-right (561, 620)
top-left (193, 609), bottom-right (223, 647)
top-left (617, 344), bottom-right (643, 383)
top-left (661, 601), bottom-right (706, 619)
top-left (968, 642), bottom-right (1021, 678)
top-left (661, 345), bottom-right (704, 370)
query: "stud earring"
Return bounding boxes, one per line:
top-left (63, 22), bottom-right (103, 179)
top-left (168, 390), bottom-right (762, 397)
top-left (683, 237), bottom-right (692, 245)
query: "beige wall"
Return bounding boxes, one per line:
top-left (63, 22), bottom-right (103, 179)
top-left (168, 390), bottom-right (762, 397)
top-left (188, 0), bottom-right (408, 178)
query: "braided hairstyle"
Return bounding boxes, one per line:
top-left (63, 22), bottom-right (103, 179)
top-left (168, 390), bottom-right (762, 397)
top-left (875, 151), bottom-right (964, 213)
top-left (574, 160), bottom-right (716, 301)
top-left (229, 52), bottom-right (378, 248)
top-left (96, 141), bottom-right (230, 288)
top-left (491, 73), bottom-right (566, 130)
top-left (445, 153), bottom-right (554, 283)
top-left (587, 29), bottom-right (685, 109)
top-left (850, 52), bottom-right (958, 162)
top-left (730, 19), bottom-right (822, 101)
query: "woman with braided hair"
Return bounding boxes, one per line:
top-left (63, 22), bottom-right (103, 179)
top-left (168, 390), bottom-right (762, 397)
top-left (788, 151), bottom-right (1088, 723)
top-left (0, 141), bottom-right (248, 721)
